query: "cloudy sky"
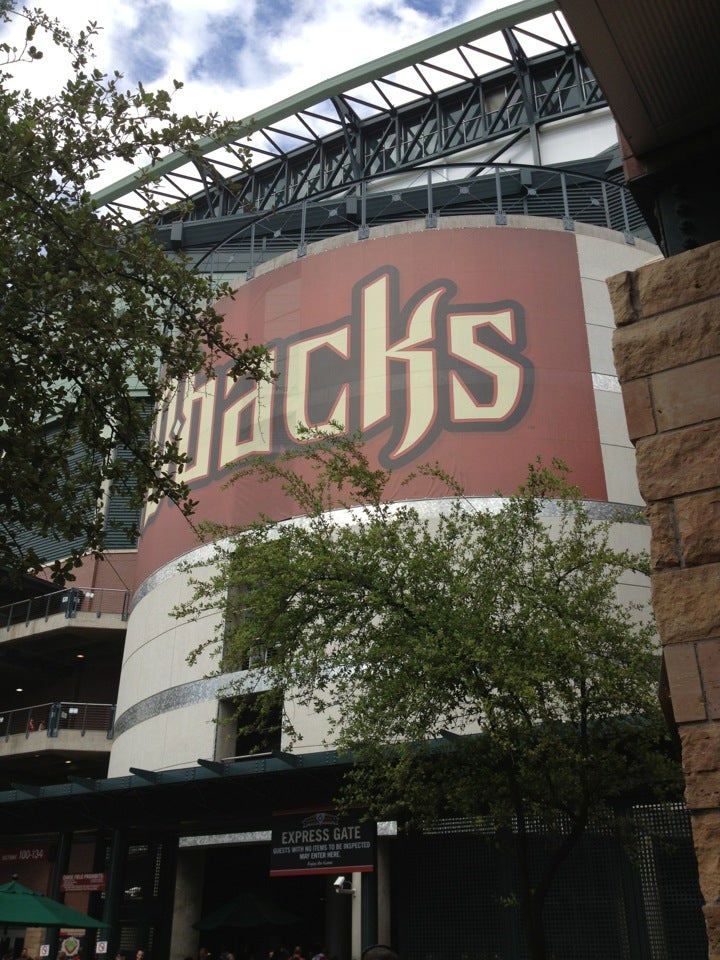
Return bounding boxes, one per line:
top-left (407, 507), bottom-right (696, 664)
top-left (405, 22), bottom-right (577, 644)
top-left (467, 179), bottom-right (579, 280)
top-left (3, 0), bottom-right (518, 124)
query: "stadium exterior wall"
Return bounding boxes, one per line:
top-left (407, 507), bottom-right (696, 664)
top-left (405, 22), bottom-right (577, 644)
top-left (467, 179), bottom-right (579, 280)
top-left (109, 214), bottom-right (659, 777)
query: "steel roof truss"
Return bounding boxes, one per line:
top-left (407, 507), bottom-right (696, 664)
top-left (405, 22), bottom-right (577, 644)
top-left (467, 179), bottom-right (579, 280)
top-left (263, 123), bottom-right (316, 149)
top-left (252, 162), bottom-right (287, 212)
top-left (443, 87), bottom-right (486, 150)
top-left (418, 57), bottom-right (480, 86)
top-left (401, 104), bottom-right (443, 165)
top-left (193, 160), bottom-right (233, 219)
top-left (286, 148), bottom-right (324, 205)
top-left (361, 117), bottom-right (397, 175)
top-left (411, 62), bottom-right (437, 98)
top-left (324, 145), bottom-right (355, 191)
top-left (534, 55), bottom-right (581, 117)
top-left (254, 128), bottom-right (291, 159)
top-left (297, 106), bottom-right (345, 129)
top-left (462, 40), bottom-right (513, 68)
top-left (329, 96), bottom-right (363, 182)
top-left (338, 90), bottom-right (394, 118)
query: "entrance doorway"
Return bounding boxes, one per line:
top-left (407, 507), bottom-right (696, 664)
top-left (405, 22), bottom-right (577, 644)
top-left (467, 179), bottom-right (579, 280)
top-left (196, 845), bottom-right (352, 960)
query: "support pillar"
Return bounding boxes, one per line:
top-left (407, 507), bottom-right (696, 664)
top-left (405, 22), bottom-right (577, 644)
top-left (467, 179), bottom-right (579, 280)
top-left (44, 829), bottom-right (73, 957)
top-left (376, 838), bottom-right (392, 948)
top-left (610, 239), bottom-right (720, 960)
top-left (360, 870), bottom-right (377, 953)
top-left (103, 829), bottom-right (127, 957)
top-left (169, 847), bottom-right (206, 960)
top-left (351, 873), bottom-right (362, 960)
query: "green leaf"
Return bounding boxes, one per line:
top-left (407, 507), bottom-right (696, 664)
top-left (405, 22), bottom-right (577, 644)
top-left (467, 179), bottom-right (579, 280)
top-left (0, 0), bottom-right (259, 582)
top-left (178, 437), bottom-right (681, 960)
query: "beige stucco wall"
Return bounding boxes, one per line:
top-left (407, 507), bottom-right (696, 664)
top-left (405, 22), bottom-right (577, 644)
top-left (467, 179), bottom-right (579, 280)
top-left (110, 217), bottom-right (660, 778)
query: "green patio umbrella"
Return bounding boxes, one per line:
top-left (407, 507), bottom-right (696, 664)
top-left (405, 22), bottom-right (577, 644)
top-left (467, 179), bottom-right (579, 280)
top-left (193, 892), bottom-right (300, 931)
top-left (0, 881), bottom-right (108, 928)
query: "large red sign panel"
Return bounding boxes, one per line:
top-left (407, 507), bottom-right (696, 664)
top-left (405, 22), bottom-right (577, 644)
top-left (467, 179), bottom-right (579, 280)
top-left (137, 228), bottom-right (606, 583)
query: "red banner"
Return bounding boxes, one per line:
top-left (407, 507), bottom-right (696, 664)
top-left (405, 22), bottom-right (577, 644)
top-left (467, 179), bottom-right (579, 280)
top-left (137, 227), bottom-right (605, 583)
top-left (60, 872), bottom-right (106, 893)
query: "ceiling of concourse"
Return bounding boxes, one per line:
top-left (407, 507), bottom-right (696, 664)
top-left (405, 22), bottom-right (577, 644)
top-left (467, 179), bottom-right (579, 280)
top-left (555, 0), bottom-right (720, 157)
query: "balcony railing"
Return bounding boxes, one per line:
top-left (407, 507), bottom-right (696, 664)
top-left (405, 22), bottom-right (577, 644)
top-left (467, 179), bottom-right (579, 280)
top-left (0, 702), bottom-right (115, 740)
top-left (1, 587), bottom-right (130, 630)
top-left (177, 161), bottom-right (650, 280)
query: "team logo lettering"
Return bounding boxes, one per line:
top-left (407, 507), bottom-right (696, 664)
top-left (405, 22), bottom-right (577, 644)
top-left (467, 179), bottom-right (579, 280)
top-left (144, 266), bottom-right (533, 523)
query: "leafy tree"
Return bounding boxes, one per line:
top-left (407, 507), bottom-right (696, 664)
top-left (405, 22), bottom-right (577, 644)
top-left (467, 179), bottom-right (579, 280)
top-left (179, 434), bottom-right (680, 960)
top-left (0, 1), bottom-right (271, 581)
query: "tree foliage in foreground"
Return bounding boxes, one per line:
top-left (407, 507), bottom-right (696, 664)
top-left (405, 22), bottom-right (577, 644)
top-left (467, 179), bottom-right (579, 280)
top-left (179, 435), bottom-right (680, 960)
top-left (0, 1), bottom-right (271, 581)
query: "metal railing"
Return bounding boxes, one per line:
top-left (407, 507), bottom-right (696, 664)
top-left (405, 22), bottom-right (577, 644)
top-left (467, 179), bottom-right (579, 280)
top-left (0, 701), bottom-right (116, 741)
top-left (180, 161), bottom-right (650, 278)
top-left (1, 587), bottom-right (130, 630)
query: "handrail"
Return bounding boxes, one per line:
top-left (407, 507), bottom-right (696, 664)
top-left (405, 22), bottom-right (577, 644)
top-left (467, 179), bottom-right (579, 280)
top-left (180, 160), bottom-right (647, 279)
top-left (1, 587), bottom-right (130, 630)
top-left (0, 701), bottom-right (115, 741)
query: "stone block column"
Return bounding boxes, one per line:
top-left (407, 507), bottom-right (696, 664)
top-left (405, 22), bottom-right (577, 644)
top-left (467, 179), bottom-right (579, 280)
top-left (610, 240), bottom-right (720, 960)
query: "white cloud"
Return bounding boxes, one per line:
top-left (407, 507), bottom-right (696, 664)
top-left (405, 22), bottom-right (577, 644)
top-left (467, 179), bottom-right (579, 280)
top-left (3, 0), bottom-right (516, 120)
top-left (0, 0), bottom-right (518, 188)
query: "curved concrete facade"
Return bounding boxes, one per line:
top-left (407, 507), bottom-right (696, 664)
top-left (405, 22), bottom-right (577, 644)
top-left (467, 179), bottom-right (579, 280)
top-left (109, 216), bottom-right (660, 777)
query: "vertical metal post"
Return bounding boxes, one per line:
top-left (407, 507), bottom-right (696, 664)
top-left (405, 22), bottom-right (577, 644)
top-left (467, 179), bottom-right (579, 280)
top-left (601, 182), bottom-right (611, 229)
top-left (561, 173), bottom-right (574, 230)
top-left (426, 169), bottom-right (437, 228)
top-left (298, 199), bottom-right (308, 257)
top-left (361, 870), bottom-right (378, 953)
top-left (246, 223), bottom-right (256, 279)
top-left (620, 187), bottom-right (635, 244)
top-left (376, 834), bottom-right (393, 947)
top-left (495, 167), bottom-right (507, 225)
top-left (46, 829), bottom-right (74, 960)
top-left (50, 830), bottom-right (73, 896)
top-left (351, 873), bottom-right (363, 960)
top-left (48, 702), bottom-right (61, 738)
top-left (103, 829), bottom-right (127, 958)
top-left (359, 178), bottom-right (369, 239)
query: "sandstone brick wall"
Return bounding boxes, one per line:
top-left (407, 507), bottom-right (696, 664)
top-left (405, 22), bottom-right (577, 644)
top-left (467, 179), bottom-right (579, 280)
top-left (610, 240), bottom-right (720, 960)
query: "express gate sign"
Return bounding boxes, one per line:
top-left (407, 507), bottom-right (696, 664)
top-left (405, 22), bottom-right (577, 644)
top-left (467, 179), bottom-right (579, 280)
top-left (270, 811), bottom-right (375, 876)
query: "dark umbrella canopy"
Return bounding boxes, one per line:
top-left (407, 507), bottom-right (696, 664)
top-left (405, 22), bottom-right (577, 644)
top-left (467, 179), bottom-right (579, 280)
top-left (193, 892), bottom-right (300, 931)
top-left (0, 881), bottom-right (108, 928)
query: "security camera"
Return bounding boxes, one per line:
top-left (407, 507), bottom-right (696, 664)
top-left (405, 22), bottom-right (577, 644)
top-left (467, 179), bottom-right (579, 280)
top-left (333, 876), bottom-right (353, 894)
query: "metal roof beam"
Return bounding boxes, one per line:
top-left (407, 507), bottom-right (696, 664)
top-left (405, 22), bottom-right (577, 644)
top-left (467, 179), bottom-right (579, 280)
top-left (129, 767), bottom-right (161, 783)
top-left (197, 758), bottom-right (227, 776)
top-left (91, 0), bottom-right (558, 209)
